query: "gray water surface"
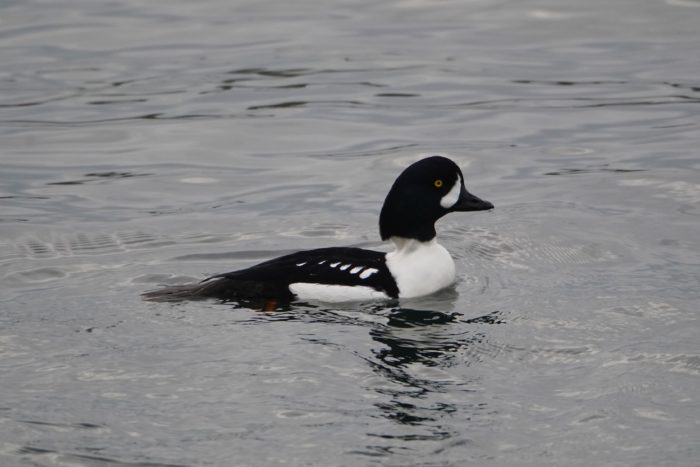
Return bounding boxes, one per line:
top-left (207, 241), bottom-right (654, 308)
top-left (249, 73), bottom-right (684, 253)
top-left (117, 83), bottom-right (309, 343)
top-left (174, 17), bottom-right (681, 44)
top-left (1, 0), bottom-right (699, 465)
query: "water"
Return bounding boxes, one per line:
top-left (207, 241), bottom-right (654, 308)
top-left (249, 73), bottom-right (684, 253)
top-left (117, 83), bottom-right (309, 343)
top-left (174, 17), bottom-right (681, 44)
top-left (1, 0), bottom-right (699, 465)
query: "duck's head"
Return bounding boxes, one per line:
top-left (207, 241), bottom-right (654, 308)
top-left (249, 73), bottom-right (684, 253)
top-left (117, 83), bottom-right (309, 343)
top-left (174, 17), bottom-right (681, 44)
top-left (379, 156), bottom-right (493, 242)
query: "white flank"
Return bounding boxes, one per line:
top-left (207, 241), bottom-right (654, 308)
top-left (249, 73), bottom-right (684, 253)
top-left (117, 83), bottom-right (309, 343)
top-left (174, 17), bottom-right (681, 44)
top-left (289, 283), bottom-right (389, 302)
top-left (339, 264), bottom-right (351, 270)
top-left (318, 260), bottom-right (326, 265)
top-left (385, 237), bottom-right (456, 298)
top-left (296, 262), bottom-right (307, 267)
top-left (359, 268), bottom-right (378, 279)
top-left (330, 262), bottom-right (340, 268)
top-left (440, 175), bottom-right (461, 209)
top-left (349, 266), bottom-right (363, 274)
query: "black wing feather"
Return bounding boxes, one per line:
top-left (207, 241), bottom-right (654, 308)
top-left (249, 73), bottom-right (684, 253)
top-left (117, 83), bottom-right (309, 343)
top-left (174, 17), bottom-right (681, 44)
top-left (143, 247), bottom-right (399, 302)
top-left (207, 247), bottom-right (399, 298)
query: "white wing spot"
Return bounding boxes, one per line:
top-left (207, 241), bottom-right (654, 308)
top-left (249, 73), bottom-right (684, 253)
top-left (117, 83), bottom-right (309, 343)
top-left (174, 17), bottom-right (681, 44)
top-left (296, 262), bottom-right (307, 267)
top-left (330, 262), bottom-right (340, 268)
top-left (359, 268), bottom-right (379, 279)
top-left (350, 266), bottom-right (363, 274)
top-left (339, 264), bottom-right (351, 270)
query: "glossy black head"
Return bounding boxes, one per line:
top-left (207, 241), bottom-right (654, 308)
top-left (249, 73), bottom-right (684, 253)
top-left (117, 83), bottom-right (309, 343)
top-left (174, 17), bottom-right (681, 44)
top-left (379, 156), bottom-right (493, 241)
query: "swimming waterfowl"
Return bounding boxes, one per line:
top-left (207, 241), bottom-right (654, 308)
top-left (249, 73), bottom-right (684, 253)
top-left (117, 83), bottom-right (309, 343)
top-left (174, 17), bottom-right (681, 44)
top-left (142, 156), bottom-right (493, 303)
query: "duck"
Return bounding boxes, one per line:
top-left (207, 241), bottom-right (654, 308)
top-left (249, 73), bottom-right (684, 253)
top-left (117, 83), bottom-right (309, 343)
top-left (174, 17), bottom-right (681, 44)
top-left (142, 155), bottom-right (493, 303)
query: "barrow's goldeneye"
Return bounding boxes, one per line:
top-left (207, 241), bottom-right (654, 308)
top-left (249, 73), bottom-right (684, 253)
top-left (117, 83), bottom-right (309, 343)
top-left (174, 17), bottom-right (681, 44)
top-left (142, 156), bottom-right (493, 303)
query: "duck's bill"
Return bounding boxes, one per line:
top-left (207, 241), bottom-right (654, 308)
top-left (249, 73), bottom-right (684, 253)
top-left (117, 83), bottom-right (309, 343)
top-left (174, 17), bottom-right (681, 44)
top-left (452, 188), bottom-right (494, 212)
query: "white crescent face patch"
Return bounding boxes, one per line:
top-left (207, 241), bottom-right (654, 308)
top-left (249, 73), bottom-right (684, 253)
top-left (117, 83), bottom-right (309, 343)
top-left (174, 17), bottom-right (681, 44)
top-left (440, 175), bottom-right (462, 209)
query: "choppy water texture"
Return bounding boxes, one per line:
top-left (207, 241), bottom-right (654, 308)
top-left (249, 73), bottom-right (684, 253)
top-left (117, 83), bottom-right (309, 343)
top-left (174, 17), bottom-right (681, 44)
top-left (1, 0), bottom-right (699, 465)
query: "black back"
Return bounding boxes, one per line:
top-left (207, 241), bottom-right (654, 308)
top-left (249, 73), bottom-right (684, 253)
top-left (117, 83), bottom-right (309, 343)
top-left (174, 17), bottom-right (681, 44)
top-left (206, 247), bottom-right (399, 298)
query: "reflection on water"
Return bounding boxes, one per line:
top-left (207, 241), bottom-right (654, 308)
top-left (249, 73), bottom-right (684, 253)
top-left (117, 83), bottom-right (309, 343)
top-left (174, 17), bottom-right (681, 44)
top-left (270, 304), bottom-right (509, 451)
top-left (1, 0), bottom-right (699, 465)
top-left (365, 308), bottom-right (502, 442)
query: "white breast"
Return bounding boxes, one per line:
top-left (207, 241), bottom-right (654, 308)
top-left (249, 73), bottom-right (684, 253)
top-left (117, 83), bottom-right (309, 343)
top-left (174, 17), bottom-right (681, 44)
top-left (385, 238), bottom-right (456, 298)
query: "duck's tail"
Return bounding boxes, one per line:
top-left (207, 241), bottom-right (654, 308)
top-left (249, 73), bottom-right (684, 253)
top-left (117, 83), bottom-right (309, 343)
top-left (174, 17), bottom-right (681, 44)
top-left (141, 281), bottom-right (217, 302)
top-left (141, 276), bottom-right (292, 302)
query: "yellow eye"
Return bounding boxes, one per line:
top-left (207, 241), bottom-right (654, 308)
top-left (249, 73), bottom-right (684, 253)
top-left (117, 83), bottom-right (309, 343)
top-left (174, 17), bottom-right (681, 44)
top-left (434, 179), bottom-right (443, 188)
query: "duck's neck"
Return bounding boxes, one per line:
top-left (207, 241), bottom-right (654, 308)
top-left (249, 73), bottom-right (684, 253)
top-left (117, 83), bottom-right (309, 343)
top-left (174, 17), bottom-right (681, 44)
top-left (389, 236), bottom-right (437, 253)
